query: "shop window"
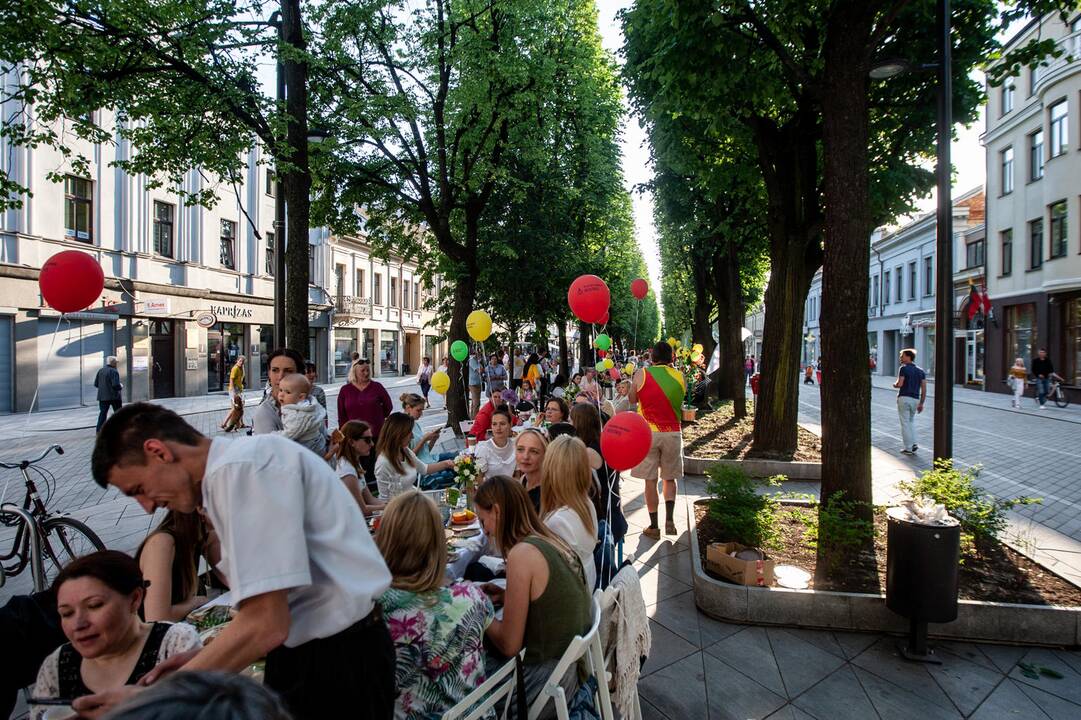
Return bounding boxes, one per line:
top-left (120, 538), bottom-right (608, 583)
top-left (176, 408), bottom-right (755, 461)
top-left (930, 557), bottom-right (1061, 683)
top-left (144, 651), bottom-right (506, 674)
top-left (1066, 298), bottom-right (1081, 386)
top-left (220, 219), bottom-right (236, 270)
top-left (1049, 200), bottom-right (1067, 258)
top-left (64, 175), bottom-right (93, 243)
top-left (153, 201), bottom-right (174, 258)
top-left (1004, 303), bottom-right (1037, 372)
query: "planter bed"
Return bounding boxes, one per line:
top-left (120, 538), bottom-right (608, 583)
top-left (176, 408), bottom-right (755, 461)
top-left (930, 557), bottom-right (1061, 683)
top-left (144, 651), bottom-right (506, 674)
top-left (688, 499), bottom-right (1081, 647)
top-left (681, 404), bottom-right (822, 478)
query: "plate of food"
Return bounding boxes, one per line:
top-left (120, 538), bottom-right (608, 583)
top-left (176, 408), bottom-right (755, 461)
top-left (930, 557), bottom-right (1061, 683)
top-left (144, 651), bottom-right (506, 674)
top-left (187, 603), bottom-right (235, 644)
top-left (450, 509), bottom-right (476, 526)
top-left (453, 526), bottom-right (481, 538)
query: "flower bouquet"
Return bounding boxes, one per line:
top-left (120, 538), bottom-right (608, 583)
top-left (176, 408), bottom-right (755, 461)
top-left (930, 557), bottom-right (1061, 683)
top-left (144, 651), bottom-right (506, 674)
top-left (669, 338), bottom-right (706, 415)
top-left (446, 453), bottom-right (487, 509)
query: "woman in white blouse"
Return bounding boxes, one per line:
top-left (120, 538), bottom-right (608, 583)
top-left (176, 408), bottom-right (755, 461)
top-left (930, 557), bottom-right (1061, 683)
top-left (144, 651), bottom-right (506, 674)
top-left (474, 408), bottom-right (516, 479)
top-left (31, 551), bottom-right (202, 719)
top-left (540, 435), bottom-right (599, 591)
top-left (374, 412), bottom-right (454, 500)
top-left (331, 420), bottom-right (387, 516)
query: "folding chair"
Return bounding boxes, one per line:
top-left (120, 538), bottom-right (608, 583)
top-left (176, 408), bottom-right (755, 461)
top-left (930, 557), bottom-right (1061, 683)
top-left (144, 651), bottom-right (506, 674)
top-left (444, 654), bottom-right (521, 720)
top-left (594, 585), bottom-right (643, 720)
top-left (527, 597), bottom-right (615, 720)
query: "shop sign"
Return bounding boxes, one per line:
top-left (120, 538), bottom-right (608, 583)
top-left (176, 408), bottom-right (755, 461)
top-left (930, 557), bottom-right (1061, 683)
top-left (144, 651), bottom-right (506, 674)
top-left (195, 311), bottom-right (217, 328)
top-left (143, 299), bottom-right (170, 315)
top-left (209, 303), bottom-right (254, 320)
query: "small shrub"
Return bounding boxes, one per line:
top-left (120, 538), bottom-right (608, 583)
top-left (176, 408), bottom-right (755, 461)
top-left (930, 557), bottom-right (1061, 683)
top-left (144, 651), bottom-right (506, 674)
top-left (898, 459), bottom-right (1040, 556)
top-left (806, 492), bottom-right (876, 573)
top-left (705, 465), bottom-right (781, 550)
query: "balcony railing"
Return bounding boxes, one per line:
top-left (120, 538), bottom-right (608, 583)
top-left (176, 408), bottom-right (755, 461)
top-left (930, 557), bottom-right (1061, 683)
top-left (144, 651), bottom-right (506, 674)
top-left (1032, 31), bottom-right (1080, 91)
top-left (335, 295), bottom-right (373, 319)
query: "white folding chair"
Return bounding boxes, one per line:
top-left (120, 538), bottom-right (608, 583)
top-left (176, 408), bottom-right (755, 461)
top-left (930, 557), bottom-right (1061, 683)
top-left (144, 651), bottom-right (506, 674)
top-left (594, 586), bottom-right (643, 720)
top-left (444, 653), bottom-right (521, 720)
top-left (528, 597), bottom-right (615, 720)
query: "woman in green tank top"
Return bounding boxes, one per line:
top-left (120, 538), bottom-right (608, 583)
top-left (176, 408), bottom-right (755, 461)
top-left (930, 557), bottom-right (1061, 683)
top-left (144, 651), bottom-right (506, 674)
top-left (475, 475), bottom-right (591, 719)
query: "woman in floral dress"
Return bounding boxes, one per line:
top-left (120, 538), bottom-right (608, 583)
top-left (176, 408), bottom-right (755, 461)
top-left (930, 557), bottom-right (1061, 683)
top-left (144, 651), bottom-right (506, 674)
top-left (375, 490), bottom-right (495, 719)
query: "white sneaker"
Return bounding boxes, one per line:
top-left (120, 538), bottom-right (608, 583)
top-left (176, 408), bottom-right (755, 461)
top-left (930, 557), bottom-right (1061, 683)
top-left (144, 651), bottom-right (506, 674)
top-left (1038, 405), bottom-right (1046, 410)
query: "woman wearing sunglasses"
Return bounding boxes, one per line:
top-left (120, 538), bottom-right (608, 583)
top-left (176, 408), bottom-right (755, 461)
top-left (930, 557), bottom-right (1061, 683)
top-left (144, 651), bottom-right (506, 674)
top-left (331, 420), bottom-right (386, 516)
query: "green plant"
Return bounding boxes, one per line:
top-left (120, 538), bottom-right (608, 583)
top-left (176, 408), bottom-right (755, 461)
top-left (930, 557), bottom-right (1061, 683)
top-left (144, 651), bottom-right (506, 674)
top-left (898, 459), bottom-right (1041, 556)
top-left (806, 492), bottom-right (876, 574)
top-left (705, 465), bottom-right (780, 550)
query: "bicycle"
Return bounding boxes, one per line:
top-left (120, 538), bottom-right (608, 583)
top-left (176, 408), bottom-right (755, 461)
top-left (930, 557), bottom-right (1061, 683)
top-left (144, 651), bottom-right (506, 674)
top-left (0, 445), bottom-right (106, 592)
top-left (1032, 377), bottom-right (1071, 409)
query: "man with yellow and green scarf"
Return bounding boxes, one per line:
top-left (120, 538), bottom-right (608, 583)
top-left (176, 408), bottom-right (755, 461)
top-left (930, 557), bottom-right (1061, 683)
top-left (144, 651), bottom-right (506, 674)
top-left (627, 340), bottom-right (686, 537)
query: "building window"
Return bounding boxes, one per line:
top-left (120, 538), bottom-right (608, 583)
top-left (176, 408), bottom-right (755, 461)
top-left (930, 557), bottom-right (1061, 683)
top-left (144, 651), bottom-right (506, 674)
top-left (1049, 200), bottom-right (1068, 258)
top-left (63, 175), bottom-right (93, 243)
top-left (894, 266), bottom-right (903, 303)
top-left (390, 277), bottom-right (399, 307)
top-left (1066, 298), bottom-right (1081, 386)
top-left (923, 257), bottom-right (933, 296)
top-left (1029, 129), bottom-right (1044, 181)
top-left (374, 273), bottom-right (383, 305)
top-left (1050, 99), bottom-right (1068, 158)
top-left (355, 269), bottom-right (364, 297)
top-left (965, 237), bottom-right (985, 269)
top-left (403, 280), bottom-right (410, 310)
top-left (265, 231), bottom-right (275, 275)
top-left (219, 220), bottom-right (236, 270)
top-left (1004, 304), bottom-right (1037, 372)
top-left (883, 271), bottom-right (891, 306)
top-left (908, 262), bottom-right (917, 300)
top-left (1028, 65), bottom-right (1038, 96)
top-left (1029, 218), bottom-right (1043, 269)
top-left (1002, 80), bottom-right (1015, 115)
top-left (871, 276), bottom-right (879, 307)
top-left (335, 264), bottom-right (345, 300)
top-left (1000, 229), bottom-right (1013, 276)
top-left (152, 201), bottom-right (174, 258)
top-left (414, 283), bottom-right (420, 309)
top-left (1000, 146), bottom-right (1014, 194)
top-left (308, 245), bottom-right (315, 281)
top-left (265, 169), bottom-right (275, 196)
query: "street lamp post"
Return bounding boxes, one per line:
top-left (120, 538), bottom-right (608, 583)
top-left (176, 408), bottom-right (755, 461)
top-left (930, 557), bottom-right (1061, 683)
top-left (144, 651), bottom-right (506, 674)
top-left (933, 0), bottom-right (953, 461)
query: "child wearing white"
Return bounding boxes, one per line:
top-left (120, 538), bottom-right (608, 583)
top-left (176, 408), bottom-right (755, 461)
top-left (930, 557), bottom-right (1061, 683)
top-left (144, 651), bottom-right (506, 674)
top-left (276, 373), bottom-right (329, 455)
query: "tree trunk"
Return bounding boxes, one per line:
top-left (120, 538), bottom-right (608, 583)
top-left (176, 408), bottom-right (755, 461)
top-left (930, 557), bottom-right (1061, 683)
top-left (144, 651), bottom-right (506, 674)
top-left (817, 3), bottom-right (876, 580)
top-left (713, 244), bottom-right (747, 419)
top-left (446, 273), bottom-right (476, 432)
top-left (558, 321), bottom-right (569, 379)
top-left (578, 321), bottom-right (592, 372)
top-left (283, 0), bottom-right (311, 354)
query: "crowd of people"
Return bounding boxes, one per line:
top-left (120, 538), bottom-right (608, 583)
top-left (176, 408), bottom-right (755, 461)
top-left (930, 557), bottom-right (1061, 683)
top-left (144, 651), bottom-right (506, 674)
top-left (6, 338), bottom-right (686, 720)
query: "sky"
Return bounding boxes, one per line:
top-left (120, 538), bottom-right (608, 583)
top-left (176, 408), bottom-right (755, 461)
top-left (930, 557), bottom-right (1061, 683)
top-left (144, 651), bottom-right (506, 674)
top-left (594, 0), bottom-right (994, 313)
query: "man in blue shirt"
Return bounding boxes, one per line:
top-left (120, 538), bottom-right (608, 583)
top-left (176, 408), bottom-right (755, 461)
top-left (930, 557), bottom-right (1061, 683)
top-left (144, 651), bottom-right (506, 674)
top-left (892, 348), bottom-right (927, 455)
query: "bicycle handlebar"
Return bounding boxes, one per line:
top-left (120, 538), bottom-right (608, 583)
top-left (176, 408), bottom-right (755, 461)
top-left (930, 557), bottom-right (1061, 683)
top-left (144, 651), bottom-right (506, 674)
top-left (0, 444), bottom-right (64, 470)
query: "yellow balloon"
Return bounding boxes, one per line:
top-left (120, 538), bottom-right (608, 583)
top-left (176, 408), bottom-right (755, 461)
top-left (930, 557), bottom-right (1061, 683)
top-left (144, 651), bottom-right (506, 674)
top-left (603, 358), bottom-right (614, 370)
top-left (466, 310), bottom-right (493, 342)
top-left (624, 363), bottom-right (635, 375)
top-left (431, 370), bottom-right (451, 395)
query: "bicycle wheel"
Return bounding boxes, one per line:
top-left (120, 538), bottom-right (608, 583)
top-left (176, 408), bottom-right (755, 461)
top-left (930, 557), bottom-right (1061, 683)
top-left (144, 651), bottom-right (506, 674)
top-left (39, 517), bottom-right (106, 585)
top-left (1054, 387), bottom-right (1070, 408)
top-left (0, 513), bottom-right (29, 579)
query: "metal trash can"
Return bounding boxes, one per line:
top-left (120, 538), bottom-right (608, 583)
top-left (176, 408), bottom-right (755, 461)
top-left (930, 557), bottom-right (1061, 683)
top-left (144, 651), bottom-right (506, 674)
top-left (885, 506), bottom-right (960, 662)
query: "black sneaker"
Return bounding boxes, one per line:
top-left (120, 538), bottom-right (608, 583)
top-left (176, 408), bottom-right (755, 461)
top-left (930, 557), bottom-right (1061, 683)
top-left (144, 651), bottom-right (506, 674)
top-left (911, 445), bottom-right (918, 452)
top-left (900, 448), bottom-right (915, 455)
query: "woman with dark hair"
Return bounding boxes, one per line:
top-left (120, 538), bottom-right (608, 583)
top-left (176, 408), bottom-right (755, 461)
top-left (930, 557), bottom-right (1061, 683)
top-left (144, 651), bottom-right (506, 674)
top-left (374, 413), bottom-right (454, 500)
top-left (98, 671), bottom-right (292, 720)
top-left (135, 511), bottom-right (220, 622)
top-left (331, 420), bottom-right (387, 516)
top-left (337, 359), bottom-right (393, 492)
top-left (474, 477), bottom-right (590, 718)
top-left (474, 408), bottom-right (516, 479)
top-left (31, 551), bottom-right (201, 719)
top-left (534, 397), bottom-right (569, 428)
top-left (251, 348), bottom-right (306, 435)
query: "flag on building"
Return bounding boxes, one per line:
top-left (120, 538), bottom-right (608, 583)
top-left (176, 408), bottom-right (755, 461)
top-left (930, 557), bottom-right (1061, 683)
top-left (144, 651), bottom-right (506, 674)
top-left (967, 280), bottom-right (981, 321)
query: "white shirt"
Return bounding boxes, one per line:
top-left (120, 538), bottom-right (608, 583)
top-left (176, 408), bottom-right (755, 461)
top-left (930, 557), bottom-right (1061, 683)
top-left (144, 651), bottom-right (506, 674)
top-left (545, 505), bottom-right (598, 591)
top-left (202, 436), bottom-right (391, 647)
top-left (474, 437), bottom-right (516, 479)
top-left (374, 448), bottom-right (426, 500)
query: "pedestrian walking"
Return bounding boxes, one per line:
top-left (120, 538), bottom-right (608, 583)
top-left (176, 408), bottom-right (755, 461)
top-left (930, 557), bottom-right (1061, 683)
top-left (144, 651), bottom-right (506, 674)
top-left (227, 356), bottom-right (245, 398)
top-left (1008, 357), bottom-right (1028, 409)
top-left (87, 404), bottom-right (395, 720)
top-left (893, 348), bottom-right (926, 455)
top-left (93, 356), bottom-right (123, 432)
top-left (416, 356), bottom-right (433, 408)
top-left (803, 364), bottom-right (814, 385)
top-left (627, 340), bottom-right (686, 537)
top-left (467, 351), bottom-right (484, 418)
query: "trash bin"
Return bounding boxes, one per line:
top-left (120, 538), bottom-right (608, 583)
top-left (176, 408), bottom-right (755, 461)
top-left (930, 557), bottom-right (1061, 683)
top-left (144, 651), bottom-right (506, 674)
top-left (885, 506), bottom-right (960, 662)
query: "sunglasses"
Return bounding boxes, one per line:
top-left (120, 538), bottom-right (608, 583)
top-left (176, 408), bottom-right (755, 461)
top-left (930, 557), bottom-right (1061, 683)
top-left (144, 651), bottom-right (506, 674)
top-left (359, 436), bottom-right (375, 444)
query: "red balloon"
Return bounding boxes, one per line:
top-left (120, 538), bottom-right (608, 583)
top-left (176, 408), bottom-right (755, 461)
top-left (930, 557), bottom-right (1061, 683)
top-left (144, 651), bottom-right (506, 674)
top-left (631, 278), bottom-right (649, 300)
top-left (600, 411), bottom-right (652, 471)
top-left (600, 312), bottom-right (609, 325)
top-left (597, 349), bottom-right (607, 358)
top-left (39, 250), bottom-right (104, 313)
top-left (608, 367), bottom-right (620, 380)
top-left (568, 275), bottom-right (610, 324)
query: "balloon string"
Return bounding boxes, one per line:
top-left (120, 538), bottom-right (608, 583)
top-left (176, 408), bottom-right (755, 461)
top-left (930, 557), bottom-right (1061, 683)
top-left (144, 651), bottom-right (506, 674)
top-left (633, 301), bottom-right (639, 357)
top-left (24, 314), bottom-right (67, 431)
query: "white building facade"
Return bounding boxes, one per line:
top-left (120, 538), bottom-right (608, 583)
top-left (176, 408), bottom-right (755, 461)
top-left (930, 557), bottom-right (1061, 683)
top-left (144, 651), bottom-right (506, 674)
top-left (982, 13), bottom-right (1081, 401)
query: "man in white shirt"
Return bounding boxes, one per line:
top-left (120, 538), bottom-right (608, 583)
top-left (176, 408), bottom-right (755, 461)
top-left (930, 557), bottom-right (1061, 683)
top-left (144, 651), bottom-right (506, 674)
top-left (511, 347), bottom-right (525, 390)
top-left (84, 403), bottom-right (394, 720)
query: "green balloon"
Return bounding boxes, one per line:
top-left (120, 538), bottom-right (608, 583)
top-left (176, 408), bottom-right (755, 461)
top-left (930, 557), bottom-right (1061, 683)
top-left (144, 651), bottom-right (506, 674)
top-left (450, 340), bottom-right (469, 362)
top-left (594, 333), bottom-right (611, 351)
top-left (594, 360), bottom-right (606, 372)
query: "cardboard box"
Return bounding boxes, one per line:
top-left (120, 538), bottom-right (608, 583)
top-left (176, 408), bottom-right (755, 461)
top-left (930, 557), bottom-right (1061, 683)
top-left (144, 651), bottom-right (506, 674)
top-left (706, 542), bottom-right (776, 587)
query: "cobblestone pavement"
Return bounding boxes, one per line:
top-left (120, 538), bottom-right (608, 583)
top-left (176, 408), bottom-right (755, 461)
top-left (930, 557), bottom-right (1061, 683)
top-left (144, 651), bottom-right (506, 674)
top-left (797, 375), bottom-right (1081, 585)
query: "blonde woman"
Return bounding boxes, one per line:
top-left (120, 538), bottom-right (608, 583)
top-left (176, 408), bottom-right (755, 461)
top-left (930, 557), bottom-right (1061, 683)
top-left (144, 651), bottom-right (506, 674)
top-left (375, 413), bottom-right (454, 500)
top-left (540, 435), bottom-right (599, 591)
top-left (376, 491), bottom-right (494, 719)
top-left (475, 476), bottom-right (590, 718)
top-left (400, 393), bottom-right (456, 488)
top-left (1008, 357), bottom-right (1028, 409)
top-left (514, 427), bottom-right (548, 513)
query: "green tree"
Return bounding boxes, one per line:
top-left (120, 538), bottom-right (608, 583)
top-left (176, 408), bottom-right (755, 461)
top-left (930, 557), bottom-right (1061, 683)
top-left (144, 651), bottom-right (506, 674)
top-left (1, 0), bottom-right (318, 351)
